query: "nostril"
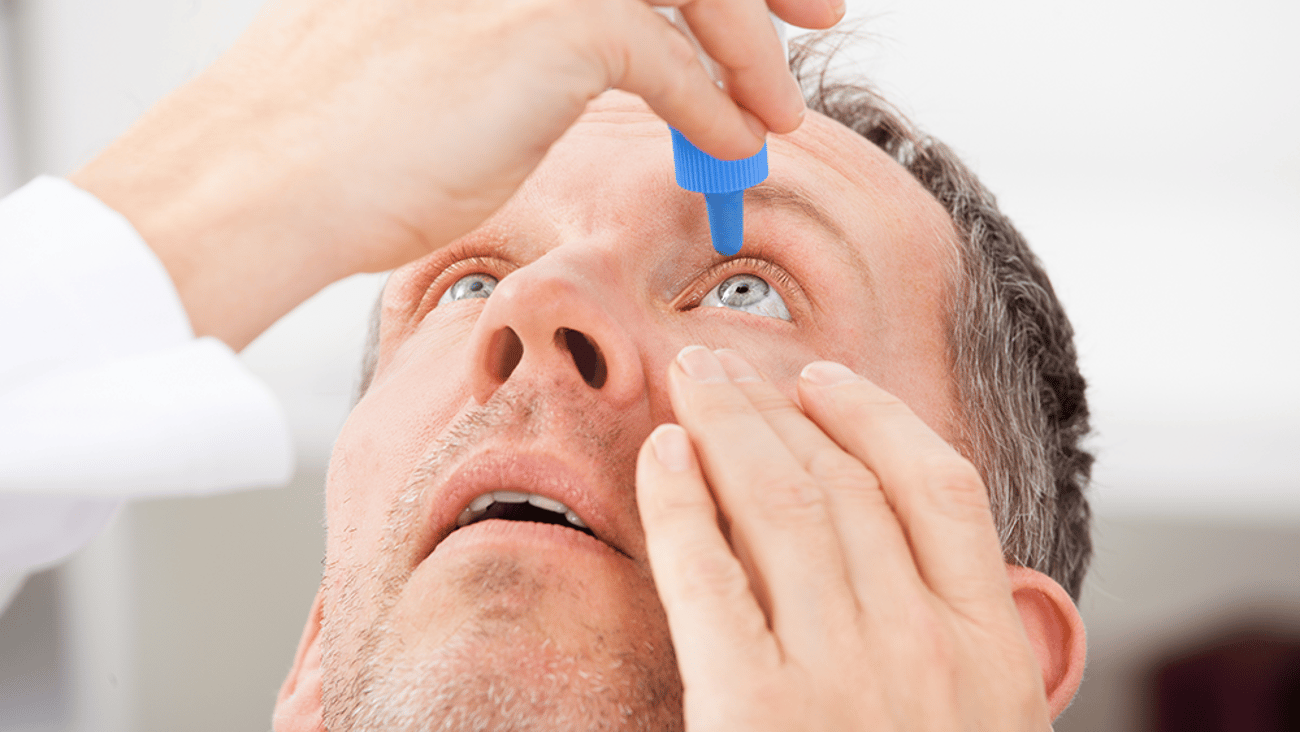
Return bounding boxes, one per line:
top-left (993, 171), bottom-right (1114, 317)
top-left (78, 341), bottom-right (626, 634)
top-left (557, 328), bottom-right (607, 389)
top-left (489, 327), bottom-right (524, 382)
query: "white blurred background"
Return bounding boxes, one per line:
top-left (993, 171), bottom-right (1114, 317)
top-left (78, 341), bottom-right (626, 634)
top-left (0, 0), bottom-right (1297, 729)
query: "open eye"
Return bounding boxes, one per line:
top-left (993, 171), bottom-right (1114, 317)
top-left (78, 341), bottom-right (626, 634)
top-left (438, 273), bottom-right (498, 306)
top-left (699, 274), bottom-right (790, 321)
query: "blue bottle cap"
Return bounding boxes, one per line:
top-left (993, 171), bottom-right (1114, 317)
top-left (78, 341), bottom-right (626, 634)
top-left (669, 127), bottom-right (768, 256)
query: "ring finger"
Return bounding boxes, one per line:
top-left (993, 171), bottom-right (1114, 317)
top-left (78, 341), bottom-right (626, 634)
top-left (712, 350), bottom-right (926, 621)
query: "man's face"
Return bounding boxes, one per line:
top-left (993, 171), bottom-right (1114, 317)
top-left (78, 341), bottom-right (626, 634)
top-left (317, 91), bottom-right (959, 730)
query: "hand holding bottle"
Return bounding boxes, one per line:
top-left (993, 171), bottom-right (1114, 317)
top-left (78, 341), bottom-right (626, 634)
top-left (71, 0), bottom-right (842, 349)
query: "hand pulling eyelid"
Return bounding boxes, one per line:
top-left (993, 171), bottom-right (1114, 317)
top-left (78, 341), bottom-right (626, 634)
top-left (656, 9), bottom-right (787, 257)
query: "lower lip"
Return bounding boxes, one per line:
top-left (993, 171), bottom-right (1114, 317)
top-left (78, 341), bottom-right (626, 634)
top-left (430, 518), bottom-right (620, 560)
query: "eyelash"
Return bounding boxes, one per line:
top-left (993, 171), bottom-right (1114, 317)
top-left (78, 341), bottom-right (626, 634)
top-left (415, 255), bottom-right (513, 320)
top-left (680, 257), bottom-right (800, 318)
top-left (416, 255), bottom-right (800, 322)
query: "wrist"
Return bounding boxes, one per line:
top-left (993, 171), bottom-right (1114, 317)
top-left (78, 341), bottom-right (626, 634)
top-left (69, 75), bottom-right (349, 351)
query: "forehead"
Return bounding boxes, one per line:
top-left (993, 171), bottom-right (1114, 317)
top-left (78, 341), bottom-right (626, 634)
top-left (496, 91), bottom-right (956, 278)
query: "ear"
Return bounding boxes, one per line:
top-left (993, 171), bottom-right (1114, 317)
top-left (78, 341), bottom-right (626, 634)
top-left (1005, 565), bottom-right (1087, 719)
top-left (273, 589), bottom-right (326, 732)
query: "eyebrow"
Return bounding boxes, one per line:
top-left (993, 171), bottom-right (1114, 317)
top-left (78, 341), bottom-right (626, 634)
top-left (745, 181), bottom-right (845, 241)
top-left (743, 181), bottom-right (867, 275)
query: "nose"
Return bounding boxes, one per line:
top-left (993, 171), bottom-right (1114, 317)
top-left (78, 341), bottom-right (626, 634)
top-left (465, 260), bottom-right (643, 406)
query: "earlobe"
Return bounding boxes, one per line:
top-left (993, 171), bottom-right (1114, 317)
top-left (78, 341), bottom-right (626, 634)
top-left (273, 589), bottom-right (326, 732)
top-left (1005, 565), bottom-right (1087, 719)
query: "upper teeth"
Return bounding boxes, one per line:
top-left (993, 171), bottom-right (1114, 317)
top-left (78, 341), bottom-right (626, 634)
top-left (456, 491), bottom-right (588, 530)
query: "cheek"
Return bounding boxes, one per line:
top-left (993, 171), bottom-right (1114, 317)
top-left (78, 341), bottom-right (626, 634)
top-left (325, 326), bottom-right (473, 560)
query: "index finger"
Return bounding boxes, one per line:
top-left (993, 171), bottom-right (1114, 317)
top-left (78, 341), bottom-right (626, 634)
top-left (763, 0), bottom-right (844, 30)
top-left (676, 0), bottom-right (807, 133)
top-left (613, 0), bottom-right (770, 159)
top-left (651, 0), bottom-right (842, 30)
top-left (797, 361), bottom-right (1016, 616)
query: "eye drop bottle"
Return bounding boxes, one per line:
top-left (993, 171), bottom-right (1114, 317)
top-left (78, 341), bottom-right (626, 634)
top-left (656, 9), bottom-right (788, 256)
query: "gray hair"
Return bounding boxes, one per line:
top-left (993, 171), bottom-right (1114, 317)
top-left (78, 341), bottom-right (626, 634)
top-left (355, 38), bottom-right (1094, 601)
top-left (790, 34), bottom-right (1093, 599)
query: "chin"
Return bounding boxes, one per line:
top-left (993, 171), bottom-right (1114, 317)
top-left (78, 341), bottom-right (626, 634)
top-left (318, 541), bottom-right (684, 732)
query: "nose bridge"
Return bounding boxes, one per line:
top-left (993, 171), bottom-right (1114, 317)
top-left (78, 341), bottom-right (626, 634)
top-left (465, 252), bottom-right (642, 406)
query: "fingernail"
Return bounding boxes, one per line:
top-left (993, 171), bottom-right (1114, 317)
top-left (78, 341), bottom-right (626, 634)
top-left (800, 361), bottom-right (859, 386)
top-left (651, 424), bottom-right (692, 473)
top-left (677, 345), bottom-right (728, 383)
top-left (830, 0), bottom-right (846, 19)
top-left (714, 349), bottom-right (762, 382)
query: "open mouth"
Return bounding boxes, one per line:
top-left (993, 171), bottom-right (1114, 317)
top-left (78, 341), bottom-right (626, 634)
top-left (455, 491), bottom-right (596, 538)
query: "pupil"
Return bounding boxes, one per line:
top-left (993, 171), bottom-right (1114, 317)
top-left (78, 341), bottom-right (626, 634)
top-left (720, 275), bottom-right (767, 307)
top-left (454, 275), bottom-right (496, 300)
top-left (438, 273), bottom-right (498, 306)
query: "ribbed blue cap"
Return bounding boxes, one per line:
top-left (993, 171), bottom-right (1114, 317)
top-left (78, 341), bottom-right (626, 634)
top-left (669, 127), bottom-right (768, 256)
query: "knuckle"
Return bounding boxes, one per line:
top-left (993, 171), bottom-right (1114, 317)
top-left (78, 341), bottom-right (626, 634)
top-left (685, 393), bottom-right (763, 435)
top-left (638, 29), bottom-right (697, 103)
top-left (806, 446), bottom-right (878, 496)
top-left (919, 453), bottom-right (990, 514)
top-left (646, 484), bottom-right (714, 521)
top-left (661, 23), bottom-right (701, 74)
top-left (902, 600), bottom-right (957, 668)
top-left (745, 388), bottom-right (799, 417)
top-left (705, 393), bottom-right (760, 421)
top-left (750, 474), bottom-right (826, 522)
top-left (559, 0), bottom-right (634, 83)
top-left (673, 545), bottom-right (751, 603)
top-left (842, 387), bottom-right (909, 420)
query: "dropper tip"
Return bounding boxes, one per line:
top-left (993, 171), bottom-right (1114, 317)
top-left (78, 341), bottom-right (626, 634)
top-left (704, 191), bottom-right (744, 256)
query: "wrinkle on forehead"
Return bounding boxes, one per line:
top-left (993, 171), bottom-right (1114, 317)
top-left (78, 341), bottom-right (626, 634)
top-left (570, 90), bottom-right (958, 255)
top-left (400, 88), bottom-right (961, 324)
top-left (566, 91), bottom-right (670, 141)
top-left (769, 114), bottom-right (959, 262)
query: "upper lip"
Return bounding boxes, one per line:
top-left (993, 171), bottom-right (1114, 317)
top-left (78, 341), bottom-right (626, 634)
top-left (420, 451), bottom-right (634, 562)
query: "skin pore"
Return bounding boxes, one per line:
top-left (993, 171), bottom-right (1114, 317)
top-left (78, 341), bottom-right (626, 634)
top-left (309, 90), bottom-right (962, 731)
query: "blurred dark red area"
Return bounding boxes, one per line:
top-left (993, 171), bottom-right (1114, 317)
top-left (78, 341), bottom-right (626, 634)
top-left (1152, 632), bottom-right (1300, 732)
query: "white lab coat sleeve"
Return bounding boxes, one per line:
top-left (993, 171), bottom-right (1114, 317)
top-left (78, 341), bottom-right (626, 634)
top-left (0, 176), bottom-right (294, 605)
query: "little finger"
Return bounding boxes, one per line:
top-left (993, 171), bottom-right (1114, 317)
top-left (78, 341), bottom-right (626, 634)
top-left (798, 362), bottom-right (1015, 617)
top-left (713, 350), bottom-right (926, 615)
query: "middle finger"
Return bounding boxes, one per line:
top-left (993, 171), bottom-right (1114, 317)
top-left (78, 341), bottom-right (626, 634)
top-left (712, 350), bottom-right (927, 618)
top-left (669, 346), bottom-right (854, 645)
